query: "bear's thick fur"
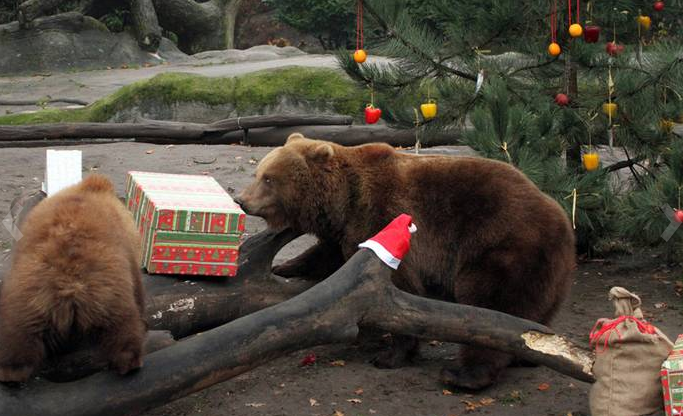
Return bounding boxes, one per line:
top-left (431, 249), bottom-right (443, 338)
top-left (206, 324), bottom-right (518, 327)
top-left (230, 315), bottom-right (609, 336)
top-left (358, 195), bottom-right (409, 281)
top-left (236, 134), bottom-right (575, 389)
top-left (0, 174), bottom-right (146, 382)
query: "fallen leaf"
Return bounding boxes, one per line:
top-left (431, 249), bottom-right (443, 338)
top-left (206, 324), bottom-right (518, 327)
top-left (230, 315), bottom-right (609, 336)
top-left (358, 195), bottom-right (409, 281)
top-left (354, 388), bottom-right (364, 395)
top-left (166, 145), bottom-right (175, 149)
top-left (654, 302), bottom-right (667, 309)
top-left (145, 149), bottom-right (154, 154)
top-left (429, 340), bottom-right (443, 347)
top-left (330, 360), bottom-right (346, 367)
top-left (309, 398), bottom-right (319, 407)
top-left (461, 399), bottom-right (480, 411)
top-left (248, 157), bottom-right (258, 165)
top-left (537, 383), bottom-right (550, 391)
top-left (369, 410), bottom-right (377, 414)
top-left (245, 402), bottom-right (266, 407)
top-left (480, 397), bottom-right (495, 406)
top-left (443, 389), bottom-right (453, 396)
top-left (346, 398), bottom-right (362, 404)
top-left (300, 353), bottom-right (316, 366)
top-left (333, 411), bottom-right (345, 416)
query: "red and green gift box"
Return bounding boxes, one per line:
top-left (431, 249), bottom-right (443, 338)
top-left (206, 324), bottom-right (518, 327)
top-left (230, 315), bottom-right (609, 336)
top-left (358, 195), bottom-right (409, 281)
top-left (662, 334), bottom-right (683, 416)
top-left (125, 171), bottom-right (245, 277)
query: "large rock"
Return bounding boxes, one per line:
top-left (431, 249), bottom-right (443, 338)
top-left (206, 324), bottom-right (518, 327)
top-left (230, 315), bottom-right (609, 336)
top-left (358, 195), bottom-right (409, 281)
top-left (0, 12), bottom-right (184, 75)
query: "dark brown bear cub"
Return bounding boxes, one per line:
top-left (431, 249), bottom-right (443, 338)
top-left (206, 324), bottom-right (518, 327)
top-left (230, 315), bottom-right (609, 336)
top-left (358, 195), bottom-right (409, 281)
top-left (236, 134), bottom-right (576, 390)
top-left (0, 174), bottom-right (146, 382)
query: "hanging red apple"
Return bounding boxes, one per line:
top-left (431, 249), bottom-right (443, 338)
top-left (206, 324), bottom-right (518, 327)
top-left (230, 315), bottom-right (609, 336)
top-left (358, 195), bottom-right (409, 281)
top-left (584, 25), bottom-right (600, 43)
top-left (365, 104), bottom-right (382, 124)
top-left (654, 1), bottom-right (665, 11)
top-left (555, 93), bottom-right (570, 106)
top-left (605, 41), bottom-right (625, 56)
top-left (675, 209), bottom-right (683, 223)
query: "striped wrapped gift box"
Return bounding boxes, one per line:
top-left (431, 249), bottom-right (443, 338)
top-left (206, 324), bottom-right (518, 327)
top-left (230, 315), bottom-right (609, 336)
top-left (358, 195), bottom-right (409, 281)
top-left (662, 334), bottom-right (683, 416)
top-left (125, 171), bottom-right (245, 277)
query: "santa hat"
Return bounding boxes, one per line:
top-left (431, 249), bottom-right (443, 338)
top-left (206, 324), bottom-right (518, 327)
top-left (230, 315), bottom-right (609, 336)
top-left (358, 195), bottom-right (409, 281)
top-left (358, 214), bottom-right (417, 270)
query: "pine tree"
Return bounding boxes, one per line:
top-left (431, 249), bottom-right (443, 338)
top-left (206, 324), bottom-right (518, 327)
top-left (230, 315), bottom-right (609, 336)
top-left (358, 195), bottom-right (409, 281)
top-left (338, 0), bottom-right (683, 256)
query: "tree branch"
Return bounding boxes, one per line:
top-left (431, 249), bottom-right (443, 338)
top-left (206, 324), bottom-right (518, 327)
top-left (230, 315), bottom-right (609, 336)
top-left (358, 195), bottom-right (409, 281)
top-left (360, 0), bottom-right (477, 82)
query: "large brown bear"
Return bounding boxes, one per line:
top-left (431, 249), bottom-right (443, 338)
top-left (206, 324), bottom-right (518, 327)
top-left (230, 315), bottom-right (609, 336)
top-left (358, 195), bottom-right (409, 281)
top-left (0, 174), bottom-right (146, 382)
top-left (236, 134), bottom-right (575, 389)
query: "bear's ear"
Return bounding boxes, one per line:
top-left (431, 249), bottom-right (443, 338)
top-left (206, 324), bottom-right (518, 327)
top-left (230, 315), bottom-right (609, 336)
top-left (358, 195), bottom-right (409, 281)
top-left (307, 143), bottom-right (334, 163)
top-left (286, 133), bottom-right (305, 144)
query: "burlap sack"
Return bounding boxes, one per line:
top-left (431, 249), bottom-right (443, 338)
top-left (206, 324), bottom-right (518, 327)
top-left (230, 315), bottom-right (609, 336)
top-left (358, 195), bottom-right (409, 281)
top-left (589, 287), bottom-right (674, 416)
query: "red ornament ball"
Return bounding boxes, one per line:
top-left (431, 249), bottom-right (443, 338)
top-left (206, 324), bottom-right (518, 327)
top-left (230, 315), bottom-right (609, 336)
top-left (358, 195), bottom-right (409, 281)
top-left (654, 1), bottom-right (665, 11)
top-left (554, 93), bottom-right (570, 106)
top-left (675, 209), bottom-right (683, 223)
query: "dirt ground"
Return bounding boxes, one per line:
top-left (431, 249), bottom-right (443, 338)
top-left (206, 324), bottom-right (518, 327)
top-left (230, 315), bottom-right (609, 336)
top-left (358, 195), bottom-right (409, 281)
top-left (0, 142), bottom-right (681, 416)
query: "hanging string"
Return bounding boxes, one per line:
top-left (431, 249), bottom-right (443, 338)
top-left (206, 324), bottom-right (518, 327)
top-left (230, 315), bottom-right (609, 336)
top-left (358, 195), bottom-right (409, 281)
top-left (571, 188), bottom-right (577, 230)
top-left (568, 0), bottom-right (572, 25)
top-left (607, 66), bottom-right (614, 126)
top-left (413, 108), bottom-right (421, 155)
top-left (550, 0), bottom-right (557, 43)
top-left (678, 185), bottom-right (681, 210)
top-left (576, 0), bottom-right (580, 23)
top-left (356, 0), bottom-right (364, 51)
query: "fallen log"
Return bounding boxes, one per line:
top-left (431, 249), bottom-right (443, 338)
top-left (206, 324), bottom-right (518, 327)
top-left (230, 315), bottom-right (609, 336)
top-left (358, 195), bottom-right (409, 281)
top-left (0, 115), bottom-right (354, 142)
top-left (0, 98), bottom-right (89, 106)
top-left (0, 119), bottom-right (460, 148)
top-left (0, 249), bottom-right (594, 416)
top-left (38, 330), bottom-right (175, 382)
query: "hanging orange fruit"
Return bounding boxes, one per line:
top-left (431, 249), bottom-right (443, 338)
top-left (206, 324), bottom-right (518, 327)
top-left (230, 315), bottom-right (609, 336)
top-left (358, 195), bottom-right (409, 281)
top-left (420, 100), bottom-right (437, 120)
top-left (353, 49), bottom-right (367, 63)
top-left (583, 152), bottom-right (600, 171)
top-left (548, 42), bottom-right (561, 56)
top-left (638, 15), bottom-right (652, 31)
top-left (569, 23), bottom-right (583, 37)
top-left (602, 102), bottom-right (618, 118)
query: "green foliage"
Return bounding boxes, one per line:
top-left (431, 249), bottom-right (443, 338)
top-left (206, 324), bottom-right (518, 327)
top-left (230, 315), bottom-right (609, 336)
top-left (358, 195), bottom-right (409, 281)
top-left (620, 141), bottom-right (683, 260)
top-left (262, 0), bottom-right (356, 49)
top-left (98, 9), bottom-right (130, 33)
top-left (339, 0), bottom-right (683, 258)
top-left (0, 68), bottom-right (365, 125)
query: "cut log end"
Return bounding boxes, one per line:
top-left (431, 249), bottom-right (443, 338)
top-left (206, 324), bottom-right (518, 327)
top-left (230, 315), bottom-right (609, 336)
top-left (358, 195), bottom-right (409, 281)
top-left (521, 331), bottom-right (595, 379)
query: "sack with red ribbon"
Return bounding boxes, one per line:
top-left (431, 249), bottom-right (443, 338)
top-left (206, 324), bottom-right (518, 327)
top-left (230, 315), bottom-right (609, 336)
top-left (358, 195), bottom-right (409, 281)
top-left (589, 287), bottom-right (673, 416)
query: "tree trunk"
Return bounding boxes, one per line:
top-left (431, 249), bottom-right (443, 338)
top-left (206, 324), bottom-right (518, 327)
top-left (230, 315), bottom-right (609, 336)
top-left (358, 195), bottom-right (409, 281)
top-left (152, 0), bottom-right (242, 53)
top-left (220, 0), bottom-right (243, 50)
top-left (129, 0), bottom-right (161, 52)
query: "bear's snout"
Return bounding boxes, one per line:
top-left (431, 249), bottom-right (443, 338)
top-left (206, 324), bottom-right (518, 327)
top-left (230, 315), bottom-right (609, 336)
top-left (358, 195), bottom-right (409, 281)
top-left (234, 194), bottom-right (251, 214)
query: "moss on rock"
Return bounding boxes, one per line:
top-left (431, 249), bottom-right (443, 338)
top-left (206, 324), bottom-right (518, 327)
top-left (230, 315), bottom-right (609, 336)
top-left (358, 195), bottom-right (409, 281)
top-left (0, 67), bottom-right (367, 125)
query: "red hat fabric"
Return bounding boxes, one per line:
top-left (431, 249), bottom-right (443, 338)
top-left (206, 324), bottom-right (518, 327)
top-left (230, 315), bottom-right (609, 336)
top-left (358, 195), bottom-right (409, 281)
top-left (358, 214), bottom-right (417, 269)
